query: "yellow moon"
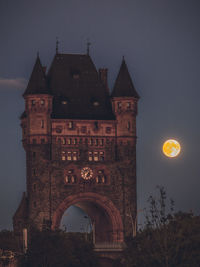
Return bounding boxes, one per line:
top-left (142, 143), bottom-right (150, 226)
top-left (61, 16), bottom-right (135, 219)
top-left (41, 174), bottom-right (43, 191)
top-left (162, 139), bottom-right (181, 158)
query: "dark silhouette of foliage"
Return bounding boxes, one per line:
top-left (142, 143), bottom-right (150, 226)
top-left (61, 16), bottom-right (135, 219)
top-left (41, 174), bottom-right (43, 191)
top-left (124, 186), bottom-right (200, 267)
top-left (21, 230), bottom-right (99, 267)
top-left (0, 230), bottom-right (20, 251)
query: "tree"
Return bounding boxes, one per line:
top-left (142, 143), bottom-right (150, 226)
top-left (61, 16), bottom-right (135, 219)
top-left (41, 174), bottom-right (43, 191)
top-left (21, 230), bottom-right (99, 267)
top-left (123, 186), bottom-right (200, 267)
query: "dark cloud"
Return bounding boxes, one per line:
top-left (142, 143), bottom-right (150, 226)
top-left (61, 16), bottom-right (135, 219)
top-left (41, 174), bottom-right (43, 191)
top-left (0, 78), bottom-right (27, 90)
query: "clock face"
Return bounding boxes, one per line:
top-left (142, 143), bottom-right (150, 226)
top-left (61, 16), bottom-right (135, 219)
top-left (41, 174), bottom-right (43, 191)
top-left (81, 167), bottom-right (93, 180)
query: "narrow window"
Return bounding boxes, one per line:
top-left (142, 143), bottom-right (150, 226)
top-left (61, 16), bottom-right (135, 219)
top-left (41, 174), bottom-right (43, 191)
top-left (68, 121), bottom-right (73, 129)
top-left (62, 138), bottom-right (66, 145)
top-left (65, 176), bottom-right (69, 183)
top-left (94, 152), bottom-right (99, 161)
top-left (106, 127), bottom-right (111, 134)
top-left (67, 152), bottom-right (72, 161)
top-left (32, 100), bottom-right (36, 106)
top-left (127, 102), bottom-right (131, 109)
top-left (117, 102), bottom-right (121, 109)
top-left (71, 176), bottom-right (75, 183)
top-left (95, 139), bottom-right (98, 146)
top-left (67, 138), bottom-right (72, 145)
top-left (41, 120), bottom-right (44, 129)
top-left (100, 151), bottom-right (104, 161)
top-left (89, 139), bottom-right (93, 145)
top-left (88, 152), bottom-right (93, 161)
top-left (73, 152), bottom-right (77, 161)
top-left (41, 138), bottom-right (45, 144)
top-left (41, 99), bottom-right (45, 105)
top-left (127, 121), bottom-right (130, 131)
top-left (94, 121), bottom-right (98, 130)
top-left (102, 176), bottom-right (106, 183)
top-left (61, 151), bottom-right (66, 161)
top-left (100, 139), bottom-right (104, 146)
top-left (74, 138), bottom-right (77, 145)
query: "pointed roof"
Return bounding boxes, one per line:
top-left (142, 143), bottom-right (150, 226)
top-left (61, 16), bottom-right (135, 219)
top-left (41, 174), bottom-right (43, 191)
top-left (47, 53), bottom-right (115, 120)
top-left (111, 58), bottom-right (139, 98)
top-left (23, 55), bottom-right (50, 96)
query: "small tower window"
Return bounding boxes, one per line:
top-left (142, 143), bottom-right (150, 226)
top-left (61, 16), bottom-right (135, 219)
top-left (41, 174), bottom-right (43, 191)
top-left (41, 99), bottom-right (45, 105)
top-left (89, 139), bottom-right (93, 145)
top-left (127, 102), bottom-right (131, 109)
top-left (31, 100), bottom-right (36, 106)
top-left (94, 152), bottom-right (99, 161)
top-left (117, 102), bottom-right (121, 109)
top-left (100, 139), bottom-right (104, 146)
top-left (100, 151), bottom-right (104, 161)
top-left (73, 152), bottom-right (78, 161)
top-left (74, 138), bottom-right (77, 145)
top-left (68, 121), bottom-right (73, 129)
top-left (67, 138), bottom-right (72, 145)
top-left (106, 127), bottom-right (111, 134)
top-left (127, 121), bottom-right (131, 131)
top-left (88, 152), bottom-right (93, 161)
top-left (61, 151), bottom-right (66, 161)
top-left (41, 120), bottom-right (44, 129)
top-left (67, 152), bottom-right (72, 161)
top-left (62, 138), bottom-right (66, 145)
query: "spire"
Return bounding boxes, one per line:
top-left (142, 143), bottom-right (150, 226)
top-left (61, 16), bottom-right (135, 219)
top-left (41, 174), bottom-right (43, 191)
top-left (87, 39), bottom-right (91, 55)
top-left (56, 37), bottom-right (59, 54)
top-left (111, 58), bottom-right (139, 98)
top-left (23, 55), bottom-right (49, 96)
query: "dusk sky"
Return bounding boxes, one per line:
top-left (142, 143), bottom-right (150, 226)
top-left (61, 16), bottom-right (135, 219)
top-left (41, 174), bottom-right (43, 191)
top-left (0, 0), bottom-right (199, 230)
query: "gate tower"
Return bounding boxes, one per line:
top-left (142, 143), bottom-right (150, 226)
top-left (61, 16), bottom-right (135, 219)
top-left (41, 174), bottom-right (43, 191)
top-left (13, 51), bottom-right (139, 257)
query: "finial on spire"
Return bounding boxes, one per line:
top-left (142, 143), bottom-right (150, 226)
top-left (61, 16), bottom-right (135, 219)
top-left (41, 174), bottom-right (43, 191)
top-left (122, 55), bottom-right (125, 61)
top-left (37, 51), bottom-right (39, 58)
top-left (87, 38), bottom-right (91, 55)
top-left (56, 37), bottom-right (59, 54)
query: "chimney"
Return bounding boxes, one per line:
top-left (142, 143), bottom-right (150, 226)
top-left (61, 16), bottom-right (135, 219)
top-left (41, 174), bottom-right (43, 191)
top-left (99, 68), bottom-right (109, 92)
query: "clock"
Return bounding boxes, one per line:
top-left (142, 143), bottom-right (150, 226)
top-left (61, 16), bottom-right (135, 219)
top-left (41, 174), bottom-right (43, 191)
top-left (81, 167), bottom-right (93, 180)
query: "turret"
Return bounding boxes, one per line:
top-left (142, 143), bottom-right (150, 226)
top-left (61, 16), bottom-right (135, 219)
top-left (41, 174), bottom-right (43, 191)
top-left (21, 55), bottom-right (53, 146)
top-left (111, 58), bottom-right (139, 138)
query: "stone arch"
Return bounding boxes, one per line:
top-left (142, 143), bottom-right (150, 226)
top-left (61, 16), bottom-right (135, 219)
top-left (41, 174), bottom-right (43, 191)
top-left (52, 192), bottom-right (124, 242)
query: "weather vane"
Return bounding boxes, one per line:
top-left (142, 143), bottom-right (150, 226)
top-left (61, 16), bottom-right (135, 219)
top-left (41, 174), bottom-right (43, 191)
top-left (87, 39), bottom-right (91, 55)
top-left (56, 37), bottom-right (59, 54)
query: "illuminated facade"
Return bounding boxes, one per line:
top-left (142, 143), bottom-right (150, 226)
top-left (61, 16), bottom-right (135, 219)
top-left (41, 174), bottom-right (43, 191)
top-left (13, 51), bottom-right (139, 252)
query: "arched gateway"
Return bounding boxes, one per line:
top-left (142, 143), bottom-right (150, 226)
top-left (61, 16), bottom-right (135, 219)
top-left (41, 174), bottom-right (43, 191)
top-left (52, 192), bottom-right (124, 243)
top-left (13, 51), bottom-right (139, 259)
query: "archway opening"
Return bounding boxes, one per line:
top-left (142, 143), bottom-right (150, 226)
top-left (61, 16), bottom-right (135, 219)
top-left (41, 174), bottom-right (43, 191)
top-left (52, 192), bottom-right (124, 243)
top-left (59, 201), bottom-right (113, 243)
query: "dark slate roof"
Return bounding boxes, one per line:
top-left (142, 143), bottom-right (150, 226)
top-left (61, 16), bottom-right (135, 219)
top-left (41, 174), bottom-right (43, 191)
top-left (111, 58), bottom-right (139, 98)
top-left (47, 53), bottom-right (114, 120)
top-left (23, 56), bottom-right (50, 96)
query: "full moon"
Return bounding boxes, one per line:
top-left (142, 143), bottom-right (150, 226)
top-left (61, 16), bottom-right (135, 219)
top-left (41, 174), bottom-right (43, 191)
top-left (162, 139), bottom-right (181, 158)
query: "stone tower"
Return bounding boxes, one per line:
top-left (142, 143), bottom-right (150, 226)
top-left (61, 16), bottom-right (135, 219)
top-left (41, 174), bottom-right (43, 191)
top-left (13, 52), bottom-right (139, 254)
